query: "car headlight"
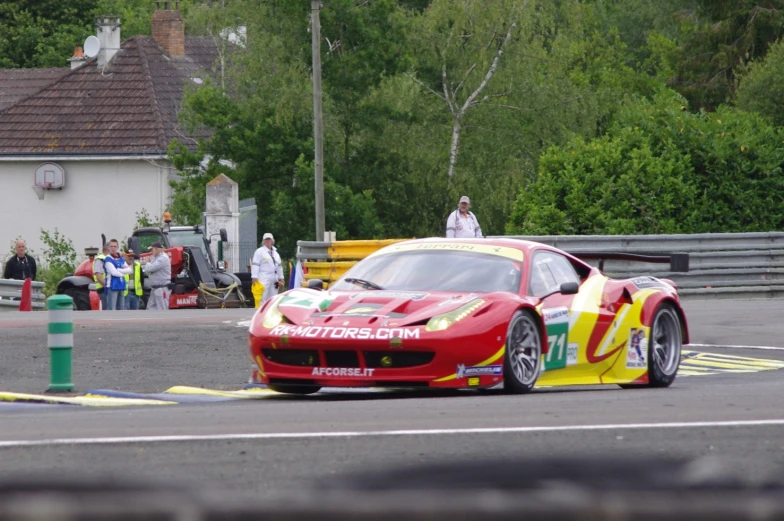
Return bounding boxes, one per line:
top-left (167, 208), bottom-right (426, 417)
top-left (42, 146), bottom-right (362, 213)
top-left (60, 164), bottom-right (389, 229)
top-left (261, 296), bottom-right (285, 329)
top-left (425, 299), bottom-right (485, 332)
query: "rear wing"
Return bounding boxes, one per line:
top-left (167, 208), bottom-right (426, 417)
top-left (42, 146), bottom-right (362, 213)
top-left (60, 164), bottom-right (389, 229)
top-left (570, 252), bottom-right (690, 273)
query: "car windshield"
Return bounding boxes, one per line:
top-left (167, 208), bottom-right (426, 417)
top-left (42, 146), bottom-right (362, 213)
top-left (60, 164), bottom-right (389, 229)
top-left (330, 250), bottom-right (522, 293)
top-left (167, 230), bottom-right (208, 257)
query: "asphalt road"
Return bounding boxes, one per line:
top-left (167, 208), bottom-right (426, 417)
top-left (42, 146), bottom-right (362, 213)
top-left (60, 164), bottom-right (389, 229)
top-left (0, 299), bottom-right (783, 504)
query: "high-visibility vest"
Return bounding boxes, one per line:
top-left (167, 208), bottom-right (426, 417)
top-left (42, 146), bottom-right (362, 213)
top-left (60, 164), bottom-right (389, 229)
top-left (123, 262), bottom-right (143, 297)
top-left (93, 254), bottom-right (106, 290)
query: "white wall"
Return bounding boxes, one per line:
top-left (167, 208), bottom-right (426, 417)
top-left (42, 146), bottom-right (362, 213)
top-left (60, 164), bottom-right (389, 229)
top-left (0, 159), bottom-right (172, 263)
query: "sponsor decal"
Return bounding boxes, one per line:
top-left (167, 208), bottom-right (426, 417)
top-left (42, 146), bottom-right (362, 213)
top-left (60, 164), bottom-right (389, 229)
top-left (631, 276), bottom-right (664, 289)
top-left (279, 292), bottom-right (334, 311)
top-left (384, 242), bottom-right (524, 261)
top-left (626, 328), bottom-right (648, 369)
top-left (543, 307), bottom-right (569, 323)
top-left (567, 342), bottom-right (578, 366)
top-left (345, 306), bottom-right (381, 315)
top-left (311, 367), bottom-right (375, 377)
top-left (174, 294), bottom-right (198, 306)
top-left (456, 364), bottom-right (503, 378)
top-left (543, 307), bottom-right (571, 370)
top-left (349, 290), bottom-right (429, 301)
top-left (269, 324), bottom-right (420, 340)
top-left (467, 377), bottom-right (480, 387)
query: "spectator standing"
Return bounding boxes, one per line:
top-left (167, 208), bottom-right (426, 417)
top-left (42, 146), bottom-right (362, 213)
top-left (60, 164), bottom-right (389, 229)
top-left (251, 233), bottom-right (284, 306)
top-left (123, 249), bottom-right (143, 310)
top-left (445, 196), bottom-right (483, 238)
top-left (3, 239), bottom-right (37, 281)
top-left (143, 241), bottom-right (171, 310)
top-left (93, 244), bottom-right (110, 310)
top-left (103, 239), bottom-right (132, 311)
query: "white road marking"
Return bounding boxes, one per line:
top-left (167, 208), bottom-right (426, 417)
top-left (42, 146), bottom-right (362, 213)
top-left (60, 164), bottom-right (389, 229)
top-left (237, 320), bottom-right (252, 328)
top-left (2, 419), bottom-right (784, 448)
top-left (688, 343), bottom-right (784, 351)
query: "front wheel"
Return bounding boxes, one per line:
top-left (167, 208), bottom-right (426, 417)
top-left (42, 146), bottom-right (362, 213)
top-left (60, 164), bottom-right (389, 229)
top-left (647, 303), bottom-right (682, 387)
top-left (267, 384), bottom-right (322, 395)
top-left (503, 310), bottom-right (543, 394)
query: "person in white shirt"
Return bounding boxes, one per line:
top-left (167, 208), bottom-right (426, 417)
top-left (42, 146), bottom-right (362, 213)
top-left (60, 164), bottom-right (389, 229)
top-left (251, 232), bottom-right (285, 306)
top-left (446, 195), bottom-right (483, 238)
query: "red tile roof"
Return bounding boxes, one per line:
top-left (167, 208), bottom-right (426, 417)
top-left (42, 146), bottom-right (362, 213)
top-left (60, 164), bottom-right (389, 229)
top-left (0, 35), bottom-right (218, 155)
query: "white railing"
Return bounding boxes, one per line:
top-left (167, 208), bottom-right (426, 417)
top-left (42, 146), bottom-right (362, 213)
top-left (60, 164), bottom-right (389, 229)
top-left (0, 279), bottom-right (46, 310)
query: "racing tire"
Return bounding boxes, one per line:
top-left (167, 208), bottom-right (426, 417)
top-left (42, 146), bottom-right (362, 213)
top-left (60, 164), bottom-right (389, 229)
top-left (620, 303), bottom-right (682, 389)
top-left (267, 384), bottom-right (322, 395)
top-left (502, 310), bottom-right (543, 394)
top-left (647, 303), bottom-right (682, 387)
top-left (64, 287), bottom-right (91, 311)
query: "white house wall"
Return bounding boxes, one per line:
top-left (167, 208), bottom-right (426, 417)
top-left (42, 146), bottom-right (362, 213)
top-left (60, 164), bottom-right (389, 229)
top-left (0, 159), bottom-right (172, 262)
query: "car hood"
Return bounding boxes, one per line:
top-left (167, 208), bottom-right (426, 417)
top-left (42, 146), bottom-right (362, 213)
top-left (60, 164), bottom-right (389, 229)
top-left (273, 288), bottom-right (489, 327)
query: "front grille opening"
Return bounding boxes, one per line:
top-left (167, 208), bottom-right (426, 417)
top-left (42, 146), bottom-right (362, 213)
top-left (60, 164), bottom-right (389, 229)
top-left (364, 351), bottom-right (435, 368)
top-left (324, 350), bottom-right (360, 368)
top-left (262, 349), bottom-right (319, 367)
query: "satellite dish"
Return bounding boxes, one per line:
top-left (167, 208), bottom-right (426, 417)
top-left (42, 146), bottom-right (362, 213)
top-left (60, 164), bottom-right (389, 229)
top-left (84, 36), bottom-right (100, 58)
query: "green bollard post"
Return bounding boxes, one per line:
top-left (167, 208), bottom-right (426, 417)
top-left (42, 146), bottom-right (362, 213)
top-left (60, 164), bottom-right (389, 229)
top-left (47, 295), bottom-right (74, 392)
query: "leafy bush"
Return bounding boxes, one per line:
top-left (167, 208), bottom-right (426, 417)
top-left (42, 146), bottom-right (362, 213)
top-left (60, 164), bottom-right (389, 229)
top-left (38, 228), bottom-right (78, 298)
top-left (507, 89), bottom-right (784, 235)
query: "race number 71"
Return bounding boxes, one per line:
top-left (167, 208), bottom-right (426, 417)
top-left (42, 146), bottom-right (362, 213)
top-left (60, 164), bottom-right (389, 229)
top-left (544, 321), bottom-right (568, 370)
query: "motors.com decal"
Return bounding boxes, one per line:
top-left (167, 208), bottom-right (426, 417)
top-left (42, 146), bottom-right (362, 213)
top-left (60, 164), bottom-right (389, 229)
top-left (311, 367), bottom-right (375, 377)
top-left (269, 324), bottom-right (420, 340)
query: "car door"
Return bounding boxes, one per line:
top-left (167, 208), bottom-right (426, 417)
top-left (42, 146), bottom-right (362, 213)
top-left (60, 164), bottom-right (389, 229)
top-left (529, 250), bottom-right (612, 385)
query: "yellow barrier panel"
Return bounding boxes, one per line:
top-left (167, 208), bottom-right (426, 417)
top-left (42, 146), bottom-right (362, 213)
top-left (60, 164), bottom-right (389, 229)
top-left (302, 238), bottom-right (412, 287)
top-left (303, 261), bottom-right (357, 279)
top-left (327, 239), bottom-right (409, 260)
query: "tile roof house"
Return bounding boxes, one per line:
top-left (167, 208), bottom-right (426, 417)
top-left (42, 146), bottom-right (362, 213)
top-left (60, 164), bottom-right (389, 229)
top-left (0, 3), bottom-right (222, 256)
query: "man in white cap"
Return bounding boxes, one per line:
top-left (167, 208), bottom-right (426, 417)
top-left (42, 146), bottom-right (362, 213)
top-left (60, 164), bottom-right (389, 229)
top-left (251, 232), bottom-right (285, 306)
top-left (446, 195), bottom-right (483, 238)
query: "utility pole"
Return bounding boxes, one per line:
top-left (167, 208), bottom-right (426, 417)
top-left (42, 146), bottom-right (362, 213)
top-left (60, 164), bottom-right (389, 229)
top-left (311, 0), bottom-right (325, 242)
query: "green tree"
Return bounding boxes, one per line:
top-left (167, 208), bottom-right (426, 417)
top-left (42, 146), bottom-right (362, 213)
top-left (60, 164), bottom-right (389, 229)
top-left (38, 228), bottom-right (78, 297)
top-left (0, 0), bottom-right (97, 68)
top-left (507, 89), bottom-right (784, 235)
top-left (735, 37), bottom-right (784, 126)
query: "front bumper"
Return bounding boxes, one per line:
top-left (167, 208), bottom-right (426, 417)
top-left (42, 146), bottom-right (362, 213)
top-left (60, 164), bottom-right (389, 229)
top-left (248, 327), bottom-right (506, 389)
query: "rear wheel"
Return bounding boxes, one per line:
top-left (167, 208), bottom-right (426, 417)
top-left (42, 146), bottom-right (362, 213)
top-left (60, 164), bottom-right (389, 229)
top-left (64, 287), bottom-right (91, 311)
top-left (267, 384), bottom-right (322, 395)
top-left (502, 310), bottom-right (542, 394)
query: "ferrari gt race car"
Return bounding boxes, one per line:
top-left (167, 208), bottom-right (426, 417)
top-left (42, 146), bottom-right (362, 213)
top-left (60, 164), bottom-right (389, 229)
top-left (248, 238), bottom-right (689, 395)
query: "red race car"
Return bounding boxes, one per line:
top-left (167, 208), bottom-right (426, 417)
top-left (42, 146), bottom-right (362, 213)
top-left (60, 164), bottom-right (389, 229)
top-left (248, 238), bottom-right (689, 395)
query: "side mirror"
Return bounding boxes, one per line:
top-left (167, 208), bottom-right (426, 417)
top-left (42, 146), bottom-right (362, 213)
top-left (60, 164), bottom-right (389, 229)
top-left (307, 279), bottom-right (324, 291)
top-left (560, 281), bottom-right (579, 295)
top-left (128, 237), bottom-right (141, 256)
top-left (220, 228), bottom-right (228, 242)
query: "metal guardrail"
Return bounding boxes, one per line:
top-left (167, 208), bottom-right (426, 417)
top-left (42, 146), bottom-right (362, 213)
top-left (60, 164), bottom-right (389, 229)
top-left (494, 233), bottom-right (784, 299)
top-left (0, 278), bottom-right (46, 310)
top-left (298, 232), bottom-right (784, 299)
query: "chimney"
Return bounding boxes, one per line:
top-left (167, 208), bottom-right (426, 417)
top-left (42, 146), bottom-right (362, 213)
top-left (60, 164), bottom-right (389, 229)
top-left (152, 1), bottom-right (185, 57)
top-left (68, 46), bottom-right (87, 70)
top-left (96, 16), bottom-right (121, 68)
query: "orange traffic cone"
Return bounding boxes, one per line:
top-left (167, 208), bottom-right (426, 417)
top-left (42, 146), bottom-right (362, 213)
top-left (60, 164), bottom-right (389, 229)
top-left (19, 278), bottom-right (32, 312)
